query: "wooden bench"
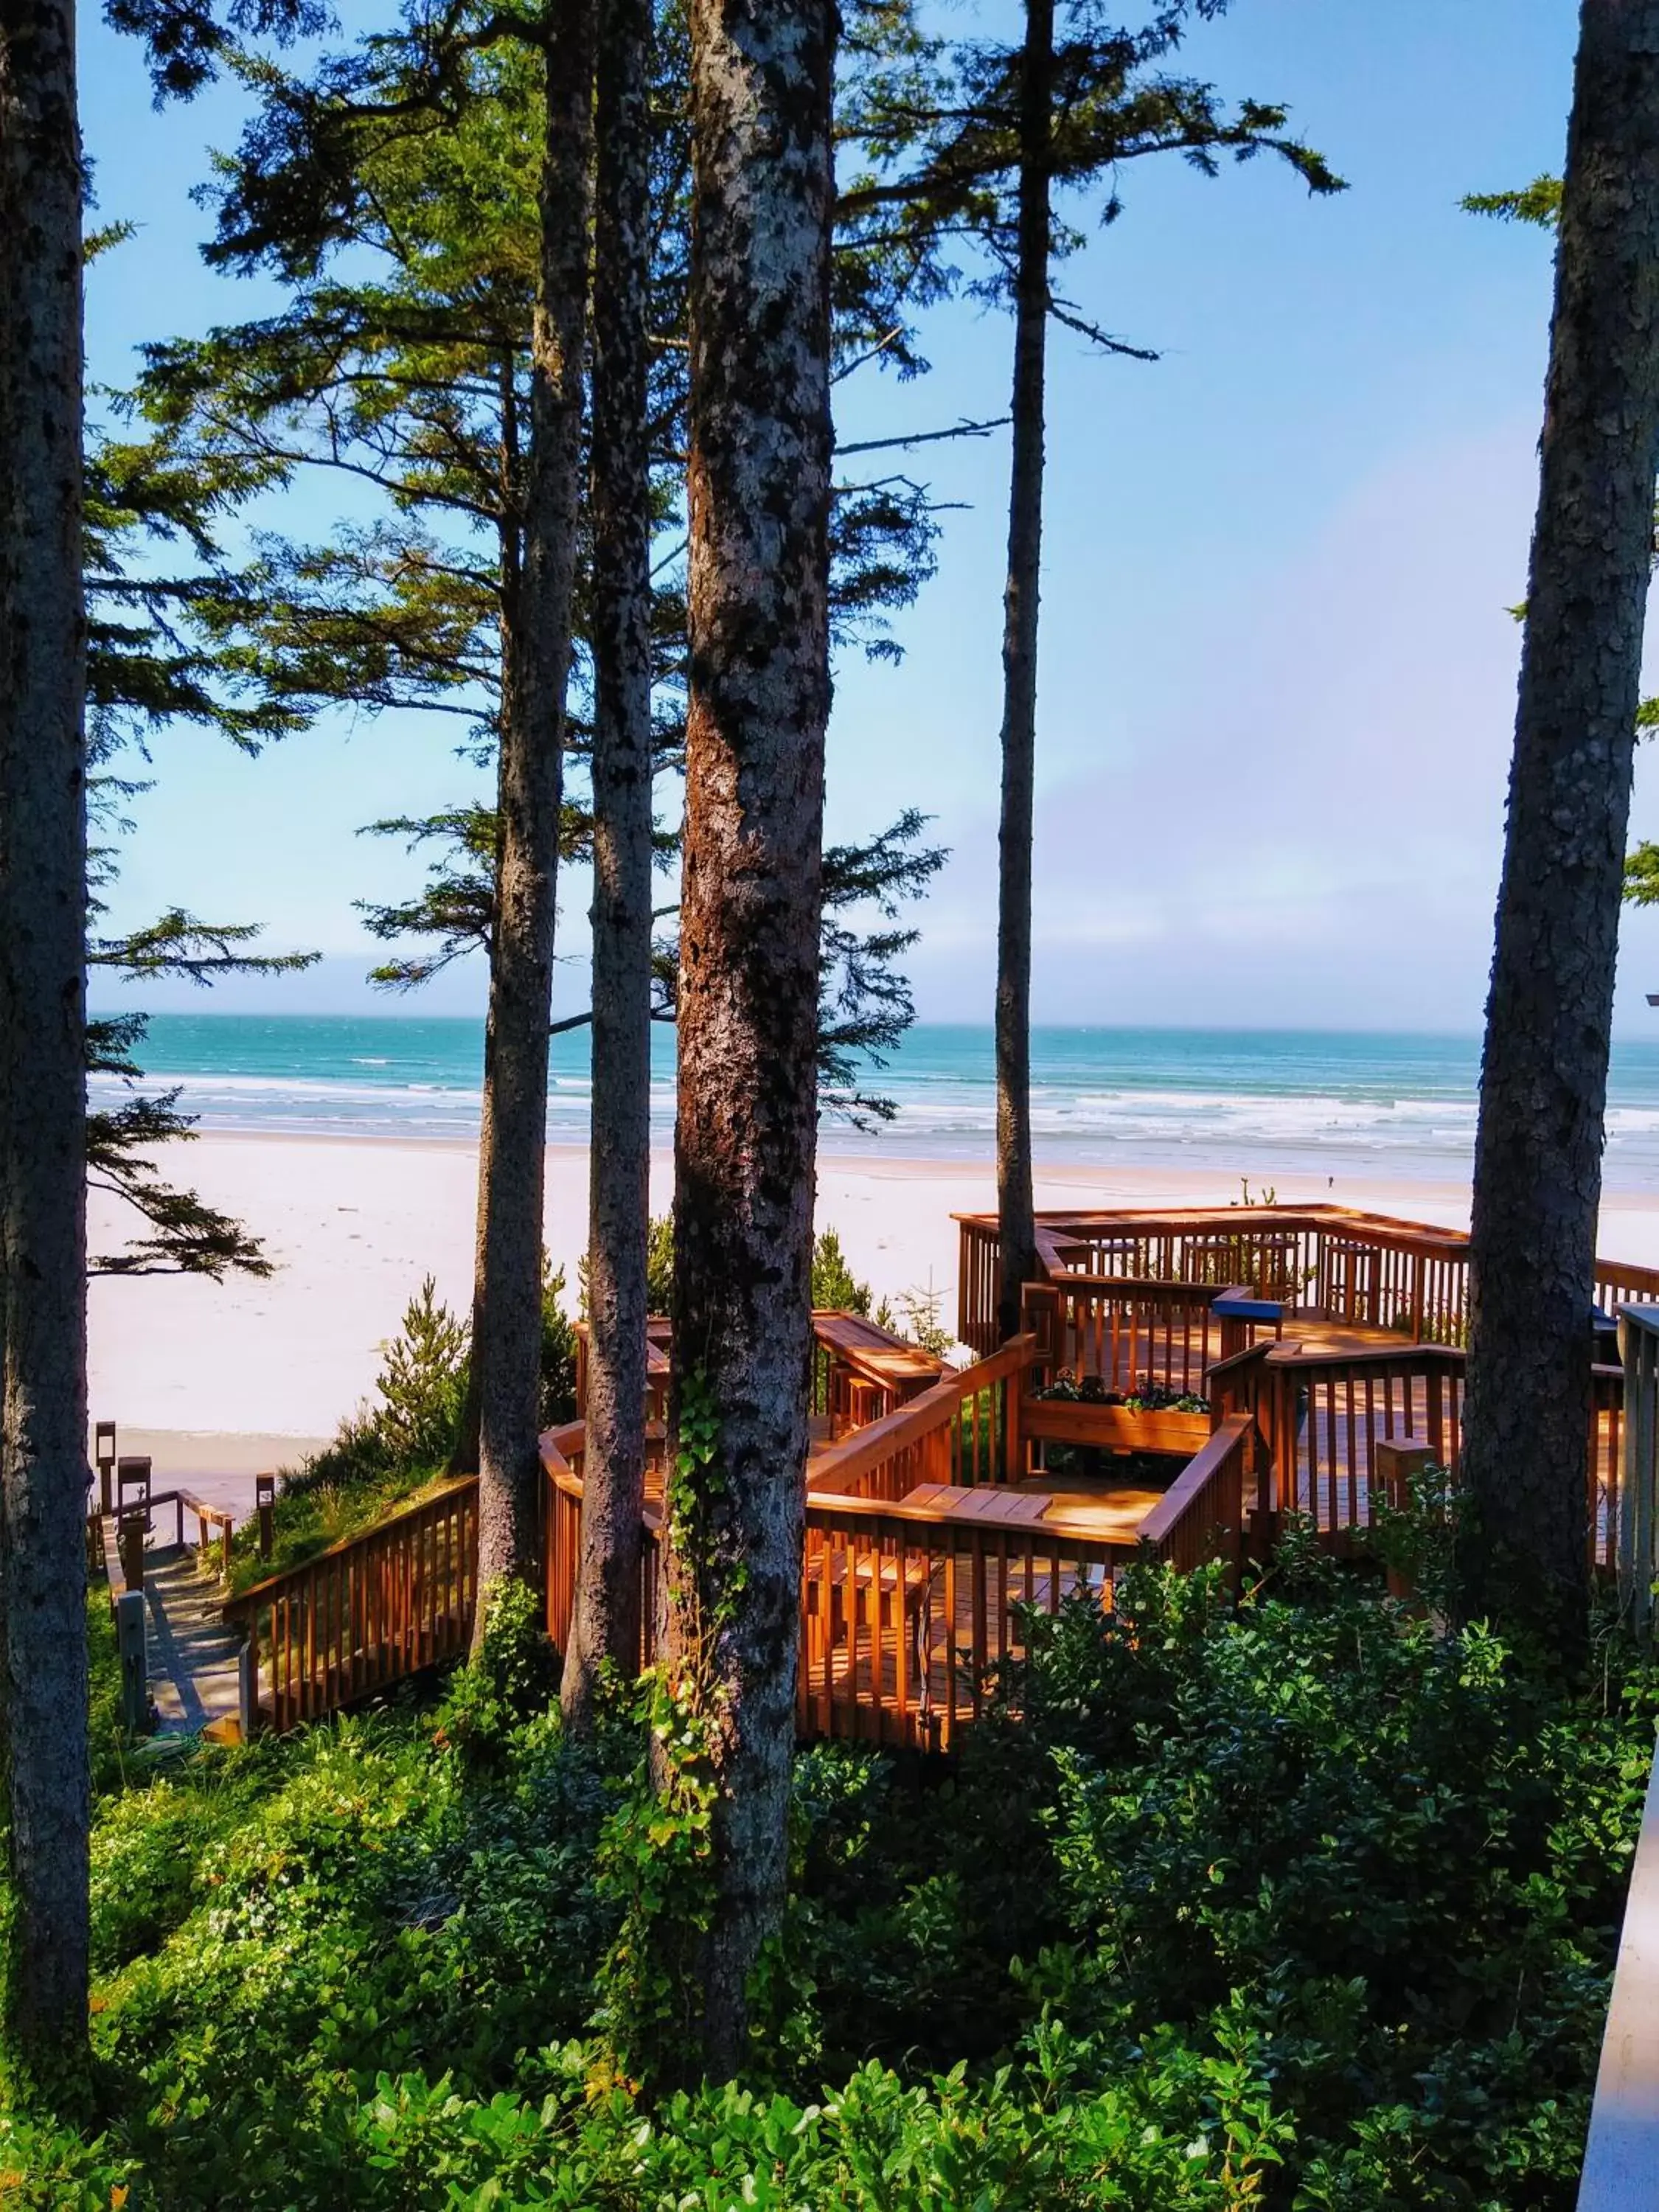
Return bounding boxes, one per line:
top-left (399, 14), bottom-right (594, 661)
top-left (813, 1309), bottom-right (946, 1438)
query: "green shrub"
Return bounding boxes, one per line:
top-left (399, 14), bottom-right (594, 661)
top-left (20, 1507), bottom-right (1654, 2210)
top-left (232, 1265), bottom-right (575, 1591)
top-left (811, 1227), bottom-right (873, 1313)
top-left (340, 2039), bottom-right (1290, 2209)
top-left (644, 1212), bottom-right (675, 1313)
top-left (435, 1578), bottom-right (563, 1765)
top-left (86, 1594), bottom-right (129, 1796)
top-left (80, 1709), bottom-right (616, 2202)
top-left (538, 1262), bottom-right (578, 1427)
top-left (375, 1275), bottom-right (470, 1467)
top-left (796, 1550), bottom-right (1656, 2206)
top-left (0, 2110), bottom-right (133, 2208)
top-left (874, 1278), bottom-right (955, 1357)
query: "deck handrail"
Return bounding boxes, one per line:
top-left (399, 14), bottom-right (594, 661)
top-left (798, 1406), bottom-right (1250, 1747)
top-left (805, 1335), bottom-right (1035, 1499)
top-left (1617, 1307), bottom-right (1659, 1638)
top-left (88, 1484), bottom-right (237, 1588)
top-left (961, 1201), bottom-right (1468, 1249)
top-left (230, 1343), bottom-right (1248, 1747)
top-left (224, 1476), bottom-right (479, 1733)
top-left (1139, 1413), bottom-right (1253, 1551)
top-left (1260, 1338), bottom-right (1469, 1373)
top-left (1578, 1730), bottom-right (1659, 2211)
top-left (958, 1206), bottom-right (1659, 1357)
top-left (223, 1474), bottom-right (476, 1615)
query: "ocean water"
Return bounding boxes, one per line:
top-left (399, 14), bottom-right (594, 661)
top-left (87, 1012), bottom-right (1659, 1189)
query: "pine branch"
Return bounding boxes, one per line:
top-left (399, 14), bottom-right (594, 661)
top-left (838, 414), bottom-right (1009, 456)
top-left (91, 908), bottom-right (320, 981)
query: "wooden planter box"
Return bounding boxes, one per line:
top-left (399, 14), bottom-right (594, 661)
top-left (1022, 1398), bottom-right (1211, 1461)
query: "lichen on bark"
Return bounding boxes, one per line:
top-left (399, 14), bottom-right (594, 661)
top-left (658, 0), bottom-right (837, 2081)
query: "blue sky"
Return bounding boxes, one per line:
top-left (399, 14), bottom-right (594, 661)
top-left (83, 0), bottom-right (1659, 1033)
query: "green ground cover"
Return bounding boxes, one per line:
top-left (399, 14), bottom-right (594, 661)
top-left (7, 1509), bottom-right (1654, 2209)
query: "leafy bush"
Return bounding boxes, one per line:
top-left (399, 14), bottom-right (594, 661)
top-left (796, 1550), bottom-right (1656, 2206)
top-left (16, 1514), bottom-right (1655, 2209)
top-left (538, 1262), bottom-right (578, 1427)
top-left (375, 1274), bottom-right (470, 1467)
top-left (79, 1710), bottom-right (616, 2203)
top-left (86, 1593), bottom-right (130, 1795)
top-left (340, 2040), bottom-right (1291, 2209)
top-left (644, 1212), bottom-right (675, 1313)
top-left (0, 2111), bottom-right (133, 2209)
top-left (810, 1226), bottom-right (873, 1313)
top-left (234, 1267), bottom-right (580, 1591)
top-left (435, 1577), bottom-right (564, 1764)
top-left (874, 1277), bottom-right (955, 1357)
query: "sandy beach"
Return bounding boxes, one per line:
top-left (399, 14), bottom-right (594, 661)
top-left (88, 1130), bottom-right (1659, 1509)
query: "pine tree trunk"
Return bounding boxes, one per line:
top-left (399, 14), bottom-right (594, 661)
top-left (1457, 0), bottom-right (1659, 1664)
top-left (562, 0), bottom-right (655, 1725)
top-left (660, 0), bottom-right (835, 2076)
top-left (470, 0), bottom-right (595, 1628)
top-left (0, 0), bottom-right (91, 2070)
top-left (993, 0), bottom-right (1052, 1345)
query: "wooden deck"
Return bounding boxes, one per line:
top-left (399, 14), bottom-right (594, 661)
top-left (197, 1205), bottom-right (1659, 1748)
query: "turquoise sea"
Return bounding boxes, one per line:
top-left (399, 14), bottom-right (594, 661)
top-left (87, 1014), bottom-right (1659, 1189)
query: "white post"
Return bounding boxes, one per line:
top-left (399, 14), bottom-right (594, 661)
top-left (1579, 1733), bottom-right (1659, 2210)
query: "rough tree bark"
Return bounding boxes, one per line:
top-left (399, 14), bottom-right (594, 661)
top-left (992, 0), bottom-right (1052, 1344)
top-left (468, 0), bottom-right (595, 1627)
top-left (0, 0), bottom-right (91, 2070)
top-left (562, 0), bottom-right (655, 1725)
top-left (1457, 0), bottom-right (1659, 1663)
top-left (660, 0), bottom-right (835, 2076)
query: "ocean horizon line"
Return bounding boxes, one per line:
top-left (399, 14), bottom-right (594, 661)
top-left (82, 1011), bottom-right (1659, 1189)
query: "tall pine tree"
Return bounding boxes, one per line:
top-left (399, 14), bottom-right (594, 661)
top-left (0, 0), bottom-right (321, 2082)
top-left (654, 0), bottom-right (837, 2077)
top-left (0, 0), bottom-right (91, 2073)
top-left (561, 0), bottom-right (657, 1722)
top-left (1457, 0), bottom-right (1659, 1660)
top-left (845, 1), bottom-right (1340, 1338)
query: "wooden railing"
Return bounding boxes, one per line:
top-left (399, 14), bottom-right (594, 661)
top-left (223, 1478), bottom-right (478, 1733)
top-left (542, 1424), bottom-right (663, 1665)
top-left (1211, 1337), bottom-right (1625, 1571)
top-left (796, 1411), bottom-right (1252, 1750)
top-left (227, 1340), bottom-right (1253, 1746)
top-left (564, 1341), bottom-right (1249, 1751)
top-left (958, 1206), bottom-right (1659, 1360)
top-left (799, 1490), bottom-right (1119, 1750)
top-left (1251, 1342), bottom-right (1465, 1541)
top-left (1140, 1413), bottom-right (1254, 1576)
top-left (958, 1217), bottom-right (1004, 1357)
top-left (87, 1486), bottom-right (237, 1590)
top-left (806, 1337), bottom-right (1033, 1504)
top-left (1021, 1276), bottom-right (1231, 1399)
top-left (1616, 1307), bottom-right (1659, 1637)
